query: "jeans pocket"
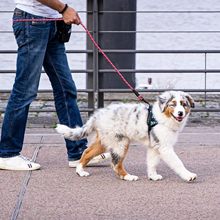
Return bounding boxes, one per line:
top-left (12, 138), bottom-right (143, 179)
top-left (13, 20), bottom-right (25, 48)
top-left (29, 16), bottom-right (50, 38)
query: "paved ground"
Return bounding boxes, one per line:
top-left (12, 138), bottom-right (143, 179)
top-left (0, 126), bottom-right (220, 220)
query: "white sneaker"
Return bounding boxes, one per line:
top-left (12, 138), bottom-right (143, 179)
top-left (69, 152), bottom-right (111, 168)
top-left (0, 155), bottom-right (41, 171)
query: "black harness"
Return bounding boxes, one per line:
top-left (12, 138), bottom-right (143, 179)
top-left (147, 105), bottom-right (158, 134)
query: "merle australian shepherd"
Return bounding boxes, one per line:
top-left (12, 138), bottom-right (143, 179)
top-left (56, 91), bottom-right (197, 182)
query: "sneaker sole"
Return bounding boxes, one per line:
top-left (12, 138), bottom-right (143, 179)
top-left (0, 165), bottom-right (41, 171)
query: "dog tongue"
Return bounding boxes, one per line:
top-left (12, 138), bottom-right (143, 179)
top-left (176, 117), bottom-right (183, 122)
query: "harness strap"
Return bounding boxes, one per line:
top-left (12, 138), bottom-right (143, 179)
top-left (147, 105), bottom-right (158, 134)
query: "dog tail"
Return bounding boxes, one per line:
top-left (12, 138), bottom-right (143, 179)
top-left (56, 118), bottom-right (95, 141)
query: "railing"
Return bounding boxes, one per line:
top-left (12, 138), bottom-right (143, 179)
top-left (0, 0), bottom-right (220, 116)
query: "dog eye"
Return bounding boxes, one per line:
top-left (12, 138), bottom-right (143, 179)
top-left (182, 102), bottom-right (188, 107)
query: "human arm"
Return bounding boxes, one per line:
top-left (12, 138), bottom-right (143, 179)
top-left (37, 0), bottom-right (81, 25)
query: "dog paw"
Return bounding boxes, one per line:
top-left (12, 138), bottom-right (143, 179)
top-left (76, 164), bottom-right (90, 177)
top-left (148, 174), bottom-right (163, 181)
top-left (182, 172), bottom-right (197, 182)
top-left (122, 174), bottom-right (139, 181)
top-left (77, 170), bottom-right (90, 177)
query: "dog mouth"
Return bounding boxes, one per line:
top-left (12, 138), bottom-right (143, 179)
top-left (171, 114), bottom-right (184, 122)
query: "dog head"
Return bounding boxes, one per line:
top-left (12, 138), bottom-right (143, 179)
top-left (158, 91), bottom-right (195, 123)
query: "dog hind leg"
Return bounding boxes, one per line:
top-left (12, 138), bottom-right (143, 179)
top-left (111, 145), bottom-right (139, 181)
top-left (76, 136), bottom-right (106, 177)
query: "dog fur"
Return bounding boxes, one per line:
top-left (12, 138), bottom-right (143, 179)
top-left (56, 91), bottom-right (197, 182)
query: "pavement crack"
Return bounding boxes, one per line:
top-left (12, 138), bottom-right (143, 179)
top-left (10, 137), bottom-right (43, 220)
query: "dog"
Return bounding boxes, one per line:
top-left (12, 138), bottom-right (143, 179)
top-left (56, 91), bottom-right (197, 182)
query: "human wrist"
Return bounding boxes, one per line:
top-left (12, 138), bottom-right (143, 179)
top-left (59, 3), bottom-right (68, 14)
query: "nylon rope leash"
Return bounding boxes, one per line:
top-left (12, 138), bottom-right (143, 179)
top-left (79, 22), bottom-right (150, 104)
top-left (13, 18), bottom-right (63, 22)
top-left (13, 18), bottom-right (150, 105)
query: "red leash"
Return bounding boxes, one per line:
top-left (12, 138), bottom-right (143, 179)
top-left (80, 23), bottom-right (149, 104)
top-left (13, 18), bottom-right (63, 22)
top-left (13, 18), bottom-right (149, 104)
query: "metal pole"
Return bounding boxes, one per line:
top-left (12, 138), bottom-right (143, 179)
top-left (204, 53), bottom-right (207, 108)
top-left (86, 0), bottom-right (95, 114)
top-left (97, 0), bottom-right (137, 107)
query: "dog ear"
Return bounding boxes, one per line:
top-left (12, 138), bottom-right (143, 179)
top-left (181, 92), bottom-right (195, 108)
top-left (158, 91), bottom-right (173, 112)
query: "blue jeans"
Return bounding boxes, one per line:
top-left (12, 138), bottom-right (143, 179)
top-left (0, 8), bottom-right (87, 160)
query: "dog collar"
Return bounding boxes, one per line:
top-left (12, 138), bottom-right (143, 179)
top-left (147, 105), bottom-right (158, 133)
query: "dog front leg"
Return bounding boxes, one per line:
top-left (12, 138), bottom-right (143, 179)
top-left (147, 147), bottom-right (163, 181)
top-left (158, 147), bottom-right (197, 182)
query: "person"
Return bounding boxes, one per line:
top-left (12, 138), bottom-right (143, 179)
top-left (0, 0), bottom-right (110, 170)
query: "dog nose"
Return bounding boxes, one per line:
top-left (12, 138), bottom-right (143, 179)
top-left (178, 111), bottom-right (183, 117)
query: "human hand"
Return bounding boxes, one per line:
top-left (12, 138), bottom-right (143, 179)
top-left (62, 6), bottom-right (81, 25)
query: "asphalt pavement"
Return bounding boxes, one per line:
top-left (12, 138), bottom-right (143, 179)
top-left (0, 126), bottom-right (220, 220)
